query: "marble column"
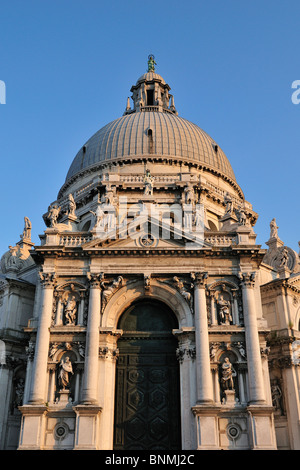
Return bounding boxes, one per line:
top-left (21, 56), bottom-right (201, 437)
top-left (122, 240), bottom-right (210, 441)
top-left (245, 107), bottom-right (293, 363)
top-left (173, 327), bottom-right (197, 449)
top-left (193, 272), bottom-right (214, 403)
top-left (239, 272), bottom-right (265, 404)
top-left (81, 272), bottom-right (102, 404)
top-left (28, 272), bottom-right (56, 404)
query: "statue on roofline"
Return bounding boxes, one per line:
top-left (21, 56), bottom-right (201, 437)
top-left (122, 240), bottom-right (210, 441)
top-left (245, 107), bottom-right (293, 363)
top-left (148, 54), bottom-right (156, 72)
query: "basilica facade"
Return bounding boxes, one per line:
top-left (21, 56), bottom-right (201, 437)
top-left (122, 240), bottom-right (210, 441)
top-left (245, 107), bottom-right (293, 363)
top-left (1, 58), bottom-right (300, 450)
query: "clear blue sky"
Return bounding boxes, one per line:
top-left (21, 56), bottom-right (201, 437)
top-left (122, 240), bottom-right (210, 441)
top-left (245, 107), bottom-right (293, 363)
top-left (0, 0), bottom-right (300, 257)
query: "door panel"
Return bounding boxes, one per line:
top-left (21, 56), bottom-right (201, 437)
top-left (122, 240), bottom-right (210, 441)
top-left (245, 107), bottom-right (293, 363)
top-left (113, 302), bottom-right (181, 450)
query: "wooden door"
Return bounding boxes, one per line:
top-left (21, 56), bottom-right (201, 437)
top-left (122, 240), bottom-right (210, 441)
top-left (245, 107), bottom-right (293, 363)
top-left (113, 301), bottom-right (181, 450)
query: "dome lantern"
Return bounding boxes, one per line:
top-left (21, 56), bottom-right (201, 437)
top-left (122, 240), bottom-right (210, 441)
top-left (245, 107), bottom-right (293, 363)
top-left (124, 55), bottom-right (177, 115)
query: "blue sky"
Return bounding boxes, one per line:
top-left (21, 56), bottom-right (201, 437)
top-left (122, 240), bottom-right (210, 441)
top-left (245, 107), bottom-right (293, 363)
top-left (0, 0), bottom-right (300, 257)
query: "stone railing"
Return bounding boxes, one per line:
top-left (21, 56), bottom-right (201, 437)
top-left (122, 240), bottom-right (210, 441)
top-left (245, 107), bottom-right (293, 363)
top-left (57, 231), bottom-right (236, 248)
top-left (59, 234), bottom-right (93, 246)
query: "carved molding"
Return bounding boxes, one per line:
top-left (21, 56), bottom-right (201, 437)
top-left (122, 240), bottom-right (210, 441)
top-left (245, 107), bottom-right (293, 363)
top-left (192, 272), bottom-right (208, 288)
top-left (176, 347), bottom-right (196, 363)
top-left (39, 272), bottom-right (56, 288)
top-left (238, 272), bottom-right (256, 288)
top-left (87, 272), bottom-right (103, 289)
top-left (99, 347), bottom-right (119, 361)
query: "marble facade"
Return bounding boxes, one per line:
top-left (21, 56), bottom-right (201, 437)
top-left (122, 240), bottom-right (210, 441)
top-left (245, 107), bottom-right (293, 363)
top-left (0, 59), bottom-right (299, 450)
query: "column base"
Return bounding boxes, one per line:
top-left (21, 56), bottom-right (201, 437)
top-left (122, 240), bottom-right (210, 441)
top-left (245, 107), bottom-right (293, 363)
top-left (18, 405), bottom-right (48, 450)
top-left (192, 403), bottom-right (221, 450)
top-left (247, 405), bottom-right (277, 450)
top-left (73, 404), bottom-right (102, 450)
top-left (192, 403), bottom-right (277, 450)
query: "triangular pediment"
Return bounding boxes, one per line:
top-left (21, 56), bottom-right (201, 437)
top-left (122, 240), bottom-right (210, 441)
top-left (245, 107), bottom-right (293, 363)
top-left (82, 215), bottom-right (210, 251)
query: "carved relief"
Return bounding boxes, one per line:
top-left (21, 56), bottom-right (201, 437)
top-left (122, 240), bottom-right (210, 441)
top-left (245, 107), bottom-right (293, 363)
top-left (173, 276), bottom-right (193, 311)
top-left (39, 271), bottom-right (56, 288)
top-left (176, 347), bottom-right (196, 363)
top-left (101, 276), bottom-right (124, 313)
top-left (25, 341), bottom-right (35, 361)
top-left (269, 246), bottom-right (296, 271)
top-left (238, 272), bottom-right (256, 288)
top-left (99, 347), bottom-right (119, 361)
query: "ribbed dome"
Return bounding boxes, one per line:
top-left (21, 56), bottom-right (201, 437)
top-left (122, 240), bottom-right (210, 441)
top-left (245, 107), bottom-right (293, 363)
top-left (136, 71), bottom-right (166, 85)
top-left (66, 111), bottom-right (236, 182)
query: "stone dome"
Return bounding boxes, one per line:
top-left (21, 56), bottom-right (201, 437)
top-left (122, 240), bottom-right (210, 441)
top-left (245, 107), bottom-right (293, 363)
top-left (65, 112), bottom-right (235, 183)
top-left (136, 71), bottom-right (166, 85)
top-left (64, 59), bottom-right (237, 191)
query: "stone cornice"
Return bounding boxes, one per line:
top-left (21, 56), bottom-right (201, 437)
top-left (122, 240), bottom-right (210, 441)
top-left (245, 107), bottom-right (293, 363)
top-left (58, 156), bottom-right (244, 200)
top-left (31, 245), bottom-right (265, 261)
top-left (261, 278), bottom-right (300, 295)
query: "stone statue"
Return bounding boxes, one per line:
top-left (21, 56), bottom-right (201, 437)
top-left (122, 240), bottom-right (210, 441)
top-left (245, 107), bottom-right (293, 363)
top-left (217, 295), bottom-right (232, 325)
top-left (144, 170), bottom-right (154, 196)
top-left (184, 184), bottom-right (195, 205)
top-left (270, 218), bottom-right (278, 239)
top-left (148, 54), bottom-right (156, 72)
top-left (58, 356), bottom-right (73, 390)
top-left (279, 247), bottom-right (289, 268)
top-left (14, 378), bottom-right (25, 408)
top-left (103, 185), bottom-right (115, 206)
top-left (193, 206), bottom-right (204, 229)
top-left (47, 204), bottom-right (61, 227)
top-left (221, 357), bottom-right (236, 390)
top-left (67, 193), bottom-right (76, 217)
top-left (63, 295), bottom-right (77, 325)
top-left (237, 208), bottom-right (247, 226)
top-left (271, 382), bottom-right (284, 415)
top-left (7, 245), bottom-right (20, 267)
top-left (90, 205), bottom-right (105, 230)
top-left (21, 216), bottom-right (32, 240)
top-left (224, 193), bottom-right (233, 215)
top-left (173, 276), bottom-right (193, 308)
top-left (101, 276), bottom-right (124, 304)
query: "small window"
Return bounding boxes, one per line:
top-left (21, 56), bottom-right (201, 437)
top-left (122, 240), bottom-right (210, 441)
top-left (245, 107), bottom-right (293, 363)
top-left (147, 89), bottom-right (154, 106)
top-left (148, 129), bottom-right (153, 154)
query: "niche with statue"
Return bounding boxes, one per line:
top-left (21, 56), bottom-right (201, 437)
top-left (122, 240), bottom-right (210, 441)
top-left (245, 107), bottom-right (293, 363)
top-left (55, 350), bottom-right (77, 405)
top-left (207, 281), bottom-right (243, 326)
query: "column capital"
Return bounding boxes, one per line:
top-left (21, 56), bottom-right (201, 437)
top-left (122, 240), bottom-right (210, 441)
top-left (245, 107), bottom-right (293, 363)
top-left (38, 271), bottom-right (56, 288)
top-left (87, 272), bottom-right (103, 289)
top-left (238, 271), bottom-right (256, 288)
top-left (192, 272), bottom-right (208, 288)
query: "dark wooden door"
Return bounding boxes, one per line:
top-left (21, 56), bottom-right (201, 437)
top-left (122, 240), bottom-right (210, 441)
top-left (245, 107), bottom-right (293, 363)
top-left (113, 301), bottom-right (181, 450)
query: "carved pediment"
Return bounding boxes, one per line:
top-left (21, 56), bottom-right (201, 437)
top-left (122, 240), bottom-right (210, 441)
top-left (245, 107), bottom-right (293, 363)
top-left (82, 215), bottom-right (208, 251)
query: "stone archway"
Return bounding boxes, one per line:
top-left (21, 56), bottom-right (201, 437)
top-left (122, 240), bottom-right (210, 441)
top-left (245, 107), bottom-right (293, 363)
top-left (113, 299), bottom-right (181, 450)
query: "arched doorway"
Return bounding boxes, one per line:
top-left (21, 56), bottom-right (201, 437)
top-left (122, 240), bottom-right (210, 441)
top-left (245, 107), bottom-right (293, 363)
top-left (113, 299), bottom-right (181, 450)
